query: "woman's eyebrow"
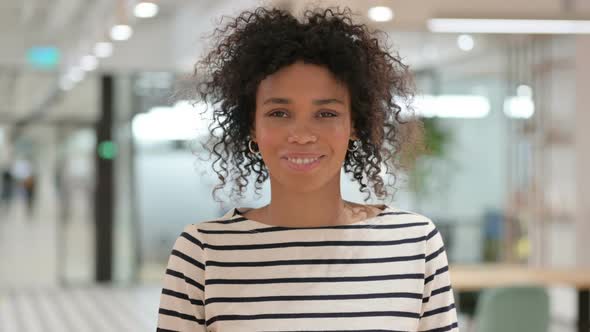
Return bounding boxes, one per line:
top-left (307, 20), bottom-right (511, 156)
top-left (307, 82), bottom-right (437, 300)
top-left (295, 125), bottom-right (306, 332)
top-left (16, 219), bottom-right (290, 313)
top-left (262, 97), bottom-right (344, 105)
top-left (263, 97), bottom-right (291, 105)
top-left (312, 98), bottom-right (344, 105)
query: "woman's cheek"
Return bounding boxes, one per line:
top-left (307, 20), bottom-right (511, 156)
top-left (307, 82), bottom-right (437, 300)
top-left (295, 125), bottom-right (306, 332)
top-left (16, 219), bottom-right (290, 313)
top-left (324, 122), bottom-right (351, 141)
top-left (257, 124), bottom-right (275, 140)
top-left (256, 128), bottom-right (281, 155)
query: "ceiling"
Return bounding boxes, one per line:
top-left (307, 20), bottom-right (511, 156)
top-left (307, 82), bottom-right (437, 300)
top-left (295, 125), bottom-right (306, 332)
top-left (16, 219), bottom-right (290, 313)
top-left (0, 0), bottom-right (588, 125)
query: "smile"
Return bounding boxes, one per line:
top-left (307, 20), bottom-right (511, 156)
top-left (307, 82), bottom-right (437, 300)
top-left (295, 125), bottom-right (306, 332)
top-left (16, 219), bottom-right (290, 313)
top-left (281, 155), bottom-right (325, 172)
top-left (287, 156), bottom-right (321, 164)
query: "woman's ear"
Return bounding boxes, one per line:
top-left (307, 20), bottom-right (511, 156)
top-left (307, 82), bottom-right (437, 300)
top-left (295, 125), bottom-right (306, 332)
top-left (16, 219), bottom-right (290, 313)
top-left (249, 119), bottom-right (256, 140)
top-left (349, 117), bottom-right (357, 140)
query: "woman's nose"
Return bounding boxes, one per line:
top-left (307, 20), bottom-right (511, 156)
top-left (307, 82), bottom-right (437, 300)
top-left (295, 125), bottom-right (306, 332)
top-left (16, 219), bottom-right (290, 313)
top-left (287, 122), bottom-right (317, 143)
top-left (287, 134), bottom-right (317, 144)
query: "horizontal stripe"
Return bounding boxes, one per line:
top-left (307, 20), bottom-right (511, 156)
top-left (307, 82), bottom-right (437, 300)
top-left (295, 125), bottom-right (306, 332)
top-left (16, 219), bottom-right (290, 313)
top-left (206, 254), bottom-right (425, 267)
top-left (263, 330), bottom-right (406, 332)
top-left (422, 285), bottom-right (452, 303)
top-left (432, 285), bottom-right (452, 296)
top-left (426, 228), bottom-right (438, 240)
top-left (425, 265), bottom-right (449, 285)
top-left (379, 212), bottom-right (414, 217)
top-left (208, 217), bottom-right (248, 224)
top-left (171, 249), bottom-right (205, 270)
top-left (206, 310), bottom-right (421, 325)
top-left (210, 211), bottom-right (412, 226)
top-left (420, 321), bottom-right (459, 332)
top-left (205, 291), bottom-right (423, 304)
top-left (180, 232), bottom-right (204, 250)
top-left (158, 308), bottom-right (205, 325)
top-left (425, 246), bottom-right (445, 262)
top-left (166, 269), bottom-right (204, 291)
top-left (156, 328), bottom-right (180, 332)
top-left (206, 273), bottom-right (425, 285)
top-left (198, 222), bottom-right (430, 234)
top-left (161, 288), bottom-right (204, 306)
top-left (202, 236), bottom-right (428, 251)
top-left (421, 303), bottom-right (456, 318)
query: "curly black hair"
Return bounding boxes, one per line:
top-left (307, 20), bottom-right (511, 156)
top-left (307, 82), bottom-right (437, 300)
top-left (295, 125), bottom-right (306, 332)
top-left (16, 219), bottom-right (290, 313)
top-left (192, 6), bottom-right (423, 203)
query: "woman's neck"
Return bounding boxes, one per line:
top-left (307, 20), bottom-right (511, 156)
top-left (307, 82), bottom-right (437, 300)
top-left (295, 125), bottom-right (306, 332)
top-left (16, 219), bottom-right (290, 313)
top-left (247, 174), bottom-right (380, 227)
top-left (263, 188), bottom-right (348, 228)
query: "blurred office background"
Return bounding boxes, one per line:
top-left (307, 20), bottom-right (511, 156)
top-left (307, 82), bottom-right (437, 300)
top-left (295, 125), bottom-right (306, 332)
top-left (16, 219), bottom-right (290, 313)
top-left (0, 0), bottom-right (589, 331)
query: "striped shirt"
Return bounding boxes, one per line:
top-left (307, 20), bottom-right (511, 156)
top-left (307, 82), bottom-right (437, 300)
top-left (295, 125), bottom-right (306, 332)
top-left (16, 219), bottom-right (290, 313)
top-left (157, 205), bottom-right (458, 332)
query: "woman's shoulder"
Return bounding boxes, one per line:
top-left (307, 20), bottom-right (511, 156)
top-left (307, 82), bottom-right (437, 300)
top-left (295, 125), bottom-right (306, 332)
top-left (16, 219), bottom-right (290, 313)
top-left (180, 207), bottom-right (251, 234)
top-left (375, 204), bottom-right (441, 234)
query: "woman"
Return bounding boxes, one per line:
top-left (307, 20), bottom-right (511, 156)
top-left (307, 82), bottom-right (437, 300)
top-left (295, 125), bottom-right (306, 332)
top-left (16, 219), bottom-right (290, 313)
top-left (157, 7), bottom-right (458, 331)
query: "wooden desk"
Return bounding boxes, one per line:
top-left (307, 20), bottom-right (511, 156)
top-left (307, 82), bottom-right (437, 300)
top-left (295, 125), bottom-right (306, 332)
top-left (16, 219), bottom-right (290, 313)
top-left (449, 264), bottom-right (590, 332)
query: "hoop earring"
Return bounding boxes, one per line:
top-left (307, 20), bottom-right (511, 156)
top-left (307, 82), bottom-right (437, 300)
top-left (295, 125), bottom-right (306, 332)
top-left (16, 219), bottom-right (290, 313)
top-left (248, 139), bottom-right (260, 156)
top-left (348, 139), bottom-right (360, 152)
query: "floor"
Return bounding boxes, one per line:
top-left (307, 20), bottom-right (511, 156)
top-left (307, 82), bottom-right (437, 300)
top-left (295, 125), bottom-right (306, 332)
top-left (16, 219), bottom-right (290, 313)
top-left (0, 285), bottom-right (161, 332)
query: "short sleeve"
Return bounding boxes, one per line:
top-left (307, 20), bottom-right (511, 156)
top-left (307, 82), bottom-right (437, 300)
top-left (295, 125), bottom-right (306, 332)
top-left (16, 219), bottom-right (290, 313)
top-left (157, 224), bottom-right (207, 331)
top-left (417, 223), bottom-right (459, 331)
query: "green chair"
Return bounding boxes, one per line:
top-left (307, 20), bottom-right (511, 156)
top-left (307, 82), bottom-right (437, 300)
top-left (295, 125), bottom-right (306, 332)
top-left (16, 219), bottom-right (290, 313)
top-left (474, 286), bottom-right (550, 332)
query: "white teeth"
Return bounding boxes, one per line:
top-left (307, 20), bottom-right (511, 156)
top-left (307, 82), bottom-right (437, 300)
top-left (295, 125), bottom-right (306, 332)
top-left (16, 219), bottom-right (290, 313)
top-left (287, 157), bottom-right (320, 165)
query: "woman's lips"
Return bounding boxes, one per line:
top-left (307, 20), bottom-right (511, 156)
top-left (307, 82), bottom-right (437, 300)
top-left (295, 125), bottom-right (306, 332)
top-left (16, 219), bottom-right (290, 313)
top-left (281, 155), bottom-right (325, 172)
top-left (281, 153), bottom-right (324, 159)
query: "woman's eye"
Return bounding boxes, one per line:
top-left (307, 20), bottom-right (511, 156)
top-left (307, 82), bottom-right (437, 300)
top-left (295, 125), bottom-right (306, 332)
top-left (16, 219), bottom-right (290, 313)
top-left (268, 110), bottom-right (288, 117)
top-left (319, 111), bottom-right (337, 118)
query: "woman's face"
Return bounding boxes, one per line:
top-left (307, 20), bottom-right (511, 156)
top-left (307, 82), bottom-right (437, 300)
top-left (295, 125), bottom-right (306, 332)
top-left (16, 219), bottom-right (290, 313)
top-left (252, 61), bottom-right (355, 193)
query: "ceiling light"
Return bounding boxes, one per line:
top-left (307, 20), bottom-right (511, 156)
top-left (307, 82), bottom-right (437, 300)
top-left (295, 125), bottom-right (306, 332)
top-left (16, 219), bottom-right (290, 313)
top-left (368, 6), bottom-right (394, 22)
top-left (504, 96), bottom-right (535, 119)
top-left (517, 84), bottom-right (533, 97)
top-left (428, 18), bottom-right (590, 34)
top-left (94, 42), bottom-right (113, 58)
top-left (457, 34), bottom-right (474, 51)
top-left (80, 55), bottom-right (98, 71)
top-left (134, 2), bottom-right (159, 18)
top-left (110, 24), bottom-right (133, 41)
top-left (59, 75), bottom-right (74, 91)
top-left (68, 67), bottom-right (84, 83)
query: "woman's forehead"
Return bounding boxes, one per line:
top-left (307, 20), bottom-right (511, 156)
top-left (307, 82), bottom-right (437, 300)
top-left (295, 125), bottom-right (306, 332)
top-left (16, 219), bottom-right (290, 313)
top-left (256, 62), bottom-right (349, 103)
